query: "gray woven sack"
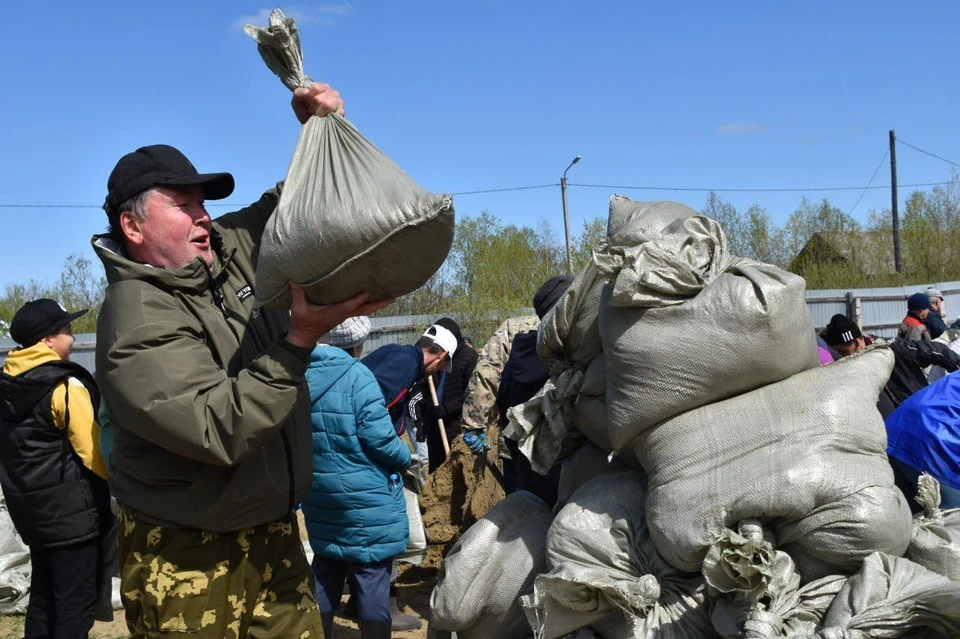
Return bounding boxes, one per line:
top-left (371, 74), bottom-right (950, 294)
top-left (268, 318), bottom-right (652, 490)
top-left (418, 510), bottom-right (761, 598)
top-left (595, 196), bottom-right (819, 451)
top-left (523, 470), bottom-right (715, 639)
top-left (811, 552), bottom-right (960, 638)
top-left (245, 10), bottom-right (454, 307)
top-left (634, 344), bottom-right (914, 581)
top-left (430, 491), bottom-right (554, 639)
top-left (904, 474), bottom-right (960, 581)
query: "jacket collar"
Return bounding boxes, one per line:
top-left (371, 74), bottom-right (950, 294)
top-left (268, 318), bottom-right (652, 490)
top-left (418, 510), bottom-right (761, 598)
top-left (91, 230), bottom-right (236, 296)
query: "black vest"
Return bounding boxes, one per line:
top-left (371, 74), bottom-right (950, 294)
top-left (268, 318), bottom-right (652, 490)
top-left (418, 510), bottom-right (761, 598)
top-left (0, 360), bottom-right (109, 547)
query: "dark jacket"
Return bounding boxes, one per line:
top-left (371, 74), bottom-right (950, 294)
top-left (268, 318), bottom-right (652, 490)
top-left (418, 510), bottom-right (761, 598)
top-left (302, 346), bottom-right (411, 564)
top-left (866, 335), bottom-right (960, 417)
top-left (496, 331), bottom-right (550, 431)
top-left (926, 312), bottom-right (949, 340)
top-left (93, 187), bottom-right (315, 532)
top-left (434, 345), bottom-right (479, 424)
top-left (0, 360), bottom-right (110, 547)
top-left (361, 344), bottom-right (426, 435)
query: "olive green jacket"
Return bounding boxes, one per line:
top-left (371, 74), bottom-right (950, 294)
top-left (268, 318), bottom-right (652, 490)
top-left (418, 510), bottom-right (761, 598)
top-left (93, 187), bottom-right (313, 531)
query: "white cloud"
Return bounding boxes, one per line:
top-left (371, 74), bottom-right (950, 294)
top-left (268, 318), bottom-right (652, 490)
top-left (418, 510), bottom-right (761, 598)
top-left (231, 3), bottom-right (353, 33)
top-left (716, 122), bottom-right (767, 136)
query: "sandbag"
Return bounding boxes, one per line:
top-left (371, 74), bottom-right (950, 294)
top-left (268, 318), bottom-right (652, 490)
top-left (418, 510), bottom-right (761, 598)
top-left (430, 491), bottom-right (554, 639)
top-left (904, 474), bottom-right (960, 581)
top-left (396, 486), bottom-right (427, 565)
top-left (636, 345), bottom-right (914, 581)
top-left (522, 471), bottom-right (715, 639)
top-left (554, 443), bottom-right (629, 512)
top-left (245, 10), bottom-right (455, 308)
top-left (595, 196), bottom-right (819, 451)
top-left (704, 521), bottom-right (847, 638)
top-left (0, 492), bottom-right (30, 614)
top-left (538, 258), bottom-right (608, 369)
top-left (813, 552), bottom-right (960, 638)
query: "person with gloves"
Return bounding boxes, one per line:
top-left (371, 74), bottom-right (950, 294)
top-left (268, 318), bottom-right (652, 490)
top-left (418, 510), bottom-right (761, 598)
top-left (459, 315), bottom-right (540, 458)
top-left (302, 317), bottom-right (411, 639)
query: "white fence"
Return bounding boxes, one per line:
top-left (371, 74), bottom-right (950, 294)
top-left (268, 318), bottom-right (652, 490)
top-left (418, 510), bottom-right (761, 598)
top-left (3, 283), bottom-right (956, 374)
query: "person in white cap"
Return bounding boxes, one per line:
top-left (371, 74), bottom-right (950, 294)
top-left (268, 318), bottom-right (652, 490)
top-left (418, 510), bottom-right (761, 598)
top-left (360, 324), bottom-right (457, 438)
top-left (302, 317), bottom-right (411, 639)
top-left (355, 323), bottom-right (456, 631)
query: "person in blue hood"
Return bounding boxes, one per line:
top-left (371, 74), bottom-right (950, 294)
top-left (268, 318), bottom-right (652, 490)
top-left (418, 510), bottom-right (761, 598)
top-left (302, 316), bottom-right (411, 639)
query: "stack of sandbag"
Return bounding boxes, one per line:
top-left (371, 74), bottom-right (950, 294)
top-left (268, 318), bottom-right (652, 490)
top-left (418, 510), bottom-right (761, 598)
top-left (430, 491), bottom-right (554, 639)
top-left (432, 194), bottom-right (956, 637)
top-left (634, 343), bottom-right (914, 582)
top-left (245, 10), bottom-right (455, 308)
top-left (704, 522), bottom-right (960, 637)
top-left (522, 471), bottom-right (715, 638)
top-left (595, 197), bottom-right (820, 451)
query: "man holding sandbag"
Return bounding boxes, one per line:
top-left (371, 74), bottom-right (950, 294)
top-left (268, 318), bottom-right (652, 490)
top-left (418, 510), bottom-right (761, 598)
top-left (94, 83), bottom-right (390, 638)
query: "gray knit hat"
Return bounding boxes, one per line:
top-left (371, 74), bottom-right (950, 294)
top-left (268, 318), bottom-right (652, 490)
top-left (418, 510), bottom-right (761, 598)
top-left (926, 287), bottom-right (944, 301)
top-left (321, 316), bottom-right (371, 349)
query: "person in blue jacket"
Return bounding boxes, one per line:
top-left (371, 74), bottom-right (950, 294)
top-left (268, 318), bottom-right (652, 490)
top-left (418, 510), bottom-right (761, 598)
top-left (302, 316), bottom-right (411, 639)
top-left (361, 323), bottom-right (458, 460)
top-left (885, 371), bottom-right (960, 513)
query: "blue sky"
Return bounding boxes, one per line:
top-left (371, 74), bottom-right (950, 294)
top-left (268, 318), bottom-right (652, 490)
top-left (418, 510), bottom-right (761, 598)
top-left (2, 1), bottom-right (958, 289)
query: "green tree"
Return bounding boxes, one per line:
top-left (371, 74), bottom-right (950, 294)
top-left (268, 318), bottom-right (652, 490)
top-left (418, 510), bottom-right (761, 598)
top-left (570, 217), bottom-right (607, 272)
top-left (701, 191), bottom-right (747, 256)
top-left (784, 197), bottom-right (862, 259)
top-left (743, 204), bottom-right (788, 267)
top-left (0, 254), bottom-right (105, 337)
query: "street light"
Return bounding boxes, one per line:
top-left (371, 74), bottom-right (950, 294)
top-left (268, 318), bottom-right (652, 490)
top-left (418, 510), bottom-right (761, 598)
top-left (560, 155), bottom-right (581, 274)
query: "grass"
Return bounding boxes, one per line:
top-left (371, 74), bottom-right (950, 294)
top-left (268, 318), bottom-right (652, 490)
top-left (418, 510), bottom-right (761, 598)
top-left (0, 615), bottom-right (128, 638)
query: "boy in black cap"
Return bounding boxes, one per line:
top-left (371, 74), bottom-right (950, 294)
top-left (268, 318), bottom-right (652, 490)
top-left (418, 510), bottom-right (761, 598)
top-left (0, 299), bottom-right (111, 638)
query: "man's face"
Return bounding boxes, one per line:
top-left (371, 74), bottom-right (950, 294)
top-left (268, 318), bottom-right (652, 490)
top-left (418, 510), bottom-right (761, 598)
top-left (42, 324), bottom-right (75, 361)
top-left (931, 297), bottom-right (943, 312)
top-left (123, 186), bottom-right (213, 268)
top-left (920, 308), bottom-right (930, 321)
top-left (834, 337), bottom-right (866, 358)
top-left (424, 351), bottom-right (449, 376)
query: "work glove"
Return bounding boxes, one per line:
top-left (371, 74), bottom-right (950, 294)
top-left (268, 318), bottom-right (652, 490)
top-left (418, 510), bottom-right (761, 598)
top-left (462, 429), bottom-right (491, 455)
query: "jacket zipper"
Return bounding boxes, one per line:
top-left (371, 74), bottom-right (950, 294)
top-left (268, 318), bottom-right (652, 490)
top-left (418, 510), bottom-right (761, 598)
top-left (208, 255), bottom-right (297, 513)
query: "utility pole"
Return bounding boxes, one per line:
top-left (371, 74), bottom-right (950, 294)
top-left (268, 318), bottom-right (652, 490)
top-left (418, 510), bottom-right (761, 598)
top-left (890, 130), bottom-right (902, 273)
top-left (561, 156), bottom-right (581, 275)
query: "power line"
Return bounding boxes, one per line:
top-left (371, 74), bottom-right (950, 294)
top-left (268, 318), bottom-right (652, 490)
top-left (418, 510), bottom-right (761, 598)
top-left (896, 138), bottom-right (960, 169)
top-left (0, 180), bottom-right (955, 210)
top-left (848, 148), bottom-right (889, 216)
top-left (566, 181), bottom-right (952, 193)
top-left (449, 183), bottom-right (557, 195)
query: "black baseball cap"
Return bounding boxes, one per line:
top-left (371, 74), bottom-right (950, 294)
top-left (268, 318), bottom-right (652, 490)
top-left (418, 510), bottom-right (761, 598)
top-left (10, 299), bottom-right (87, 347)
top-left (103, 144), bottom-right (234, 214)
top-left (824, 313), bottom-right (863, 346)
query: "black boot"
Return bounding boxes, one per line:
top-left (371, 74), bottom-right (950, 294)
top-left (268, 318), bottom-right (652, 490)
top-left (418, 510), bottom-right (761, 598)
top-left (389, 595), bottom-right (422, 631)
top-left (361, 620), bottom-right (392, 639)
top-left (320, 611), bottom-right (334, 638)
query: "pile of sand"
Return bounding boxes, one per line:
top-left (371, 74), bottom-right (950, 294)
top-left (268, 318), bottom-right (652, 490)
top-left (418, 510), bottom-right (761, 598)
top-left (420, 433), bottom-right (505, 569)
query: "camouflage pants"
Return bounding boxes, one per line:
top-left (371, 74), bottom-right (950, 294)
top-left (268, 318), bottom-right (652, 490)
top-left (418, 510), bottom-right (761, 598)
top-left (117, 508), bottom-right (324, 638)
